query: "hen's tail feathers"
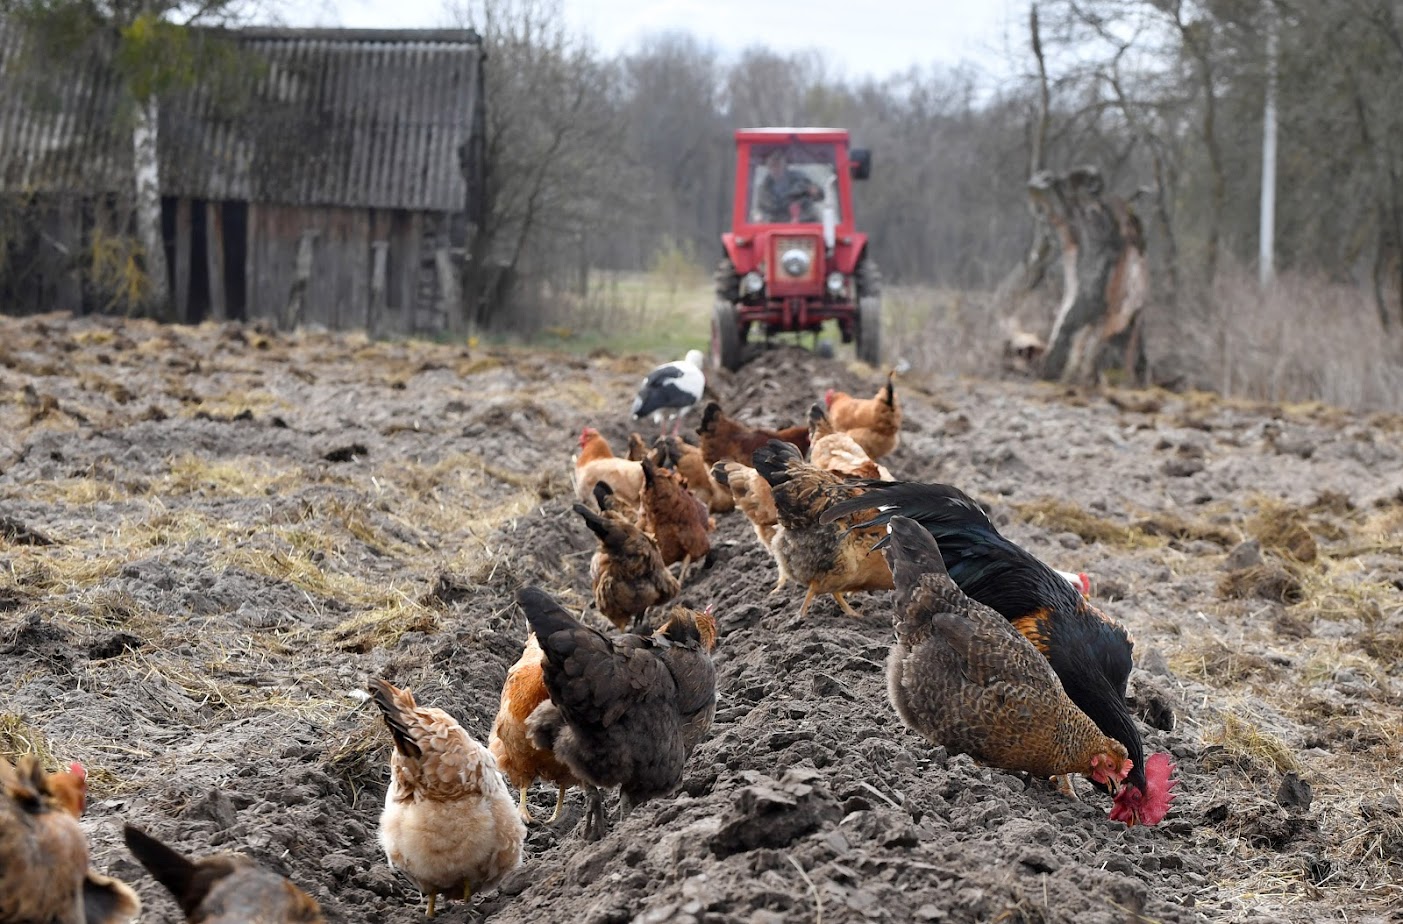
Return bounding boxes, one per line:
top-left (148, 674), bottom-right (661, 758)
top-left (591, 479), bottom-right (615, 511)
top-left (83, 871), bottom-right (141, 924)
top-left (807, 403), bottom-right (834, 439)
top-left (751, 439), bottom-right (803, 488)
top-left (368, 678), bottom-right (423, 760)
top-left (881, 516), bottom-right (950, 597)
top-left (123, 825), bottom-right (202, 914)
top-left (516, 586), bottom-right (582, 644)
top-left (699, 402), bottom-right (723, 435)
top-left (709, 461), bottom-right (731, 488)
top-left (819, 481), bottom-right (989, 530)
top-left (641, 456), bottom-right (658, 488)
top-left (573, 503), bottom-right (615, 544)
top-left (882, 371), bottom-right (896, 408)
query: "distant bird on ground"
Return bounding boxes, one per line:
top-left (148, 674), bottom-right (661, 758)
top-left (632, 350), bottom-right (706, 435)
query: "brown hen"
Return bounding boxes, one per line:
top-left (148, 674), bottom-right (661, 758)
top-left (824, 371), bottom-right (901, 460)
top-left (573, 495), bottom-right (679, 630)
top-left (698, 402), bottom-right (811, 466)
top-left (123, 824), bottom-right (322, 923)
top-left (1, 756), bottom-right (140, 924)
top-left (653, 434), bottom-right (734, 513)
top-left (879, 516), bottom-right (1132, 791)
top-left (638, 457), bottom-right (713, 585)
top-left (751, 439), bottom-right (893, 617)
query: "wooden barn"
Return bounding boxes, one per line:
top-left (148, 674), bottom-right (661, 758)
top-left (0, 24), bottom-right (486, 335)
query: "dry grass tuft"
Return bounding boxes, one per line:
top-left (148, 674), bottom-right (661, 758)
top-left (0, 714), bottom-right (56, 766)
top-left (1247, 502), bottom-right (1321, 563)
top-left (1170, 639), bottom-right (1281, 685)
top-left (1014, 499), bottom-right (1141, 547)
top-left (1218, 564), bottom-right (1306, 604)
top-left (331, 598), bottom-right (439, 653)
top-left (1205, 713), bottom-right (1302, 774)
top-left (1130, 512), bottom-right (1238, 547)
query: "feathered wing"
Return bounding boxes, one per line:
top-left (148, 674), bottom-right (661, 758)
top-left (881, 518), bottom-right (1125, 780)
top-left (830, 482), bottom-right (1153, 798)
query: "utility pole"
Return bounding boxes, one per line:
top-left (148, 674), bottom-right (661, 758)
top-left (1259, 7), bottom-right (1278, 288)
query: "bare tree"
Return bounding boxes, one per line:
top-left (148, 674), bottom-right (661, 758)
top-left (449, 0), bottom-right (629, 331)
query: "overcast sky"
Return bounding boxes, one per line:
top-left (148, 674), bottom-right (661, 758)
top-left (274, 0), bottom-right (1026, 85)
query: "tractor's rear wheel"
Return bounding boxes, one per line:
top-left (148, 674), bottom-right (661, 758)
top-left (855, 255), bottom-right (882, 366)
top-left (711, 300), bottom-right (743, 371)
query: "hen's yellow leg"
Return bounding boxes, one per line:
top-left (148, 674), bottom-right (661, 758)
top-left (517, 785), bottom-right (534, 823)
top-left (832, 593), bottom-right (861, 618)
top-left (799, 586), bottom-right (817, 616)
top-left (426, 892), bottom-right (436, 918)
top-left (1055, 774), bottom-right (1080, 800)
top-left (547, 784), bottom-right (567, 823)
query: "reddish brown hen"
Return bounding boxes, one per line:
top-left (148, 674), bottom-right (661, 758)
top-left (638, 456), bottom-right (713, 585)
top-left (698, 402), bottom-right (811, 466)
top-left (489, 632), bottom-right (581, 823)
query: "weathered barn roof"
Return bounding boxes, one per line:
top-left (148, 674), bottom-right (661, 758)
top-left (0, 22), bottom-right (483, 212)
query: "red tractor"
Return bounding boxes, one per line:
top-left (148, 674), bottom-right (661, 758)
top-left (711, 127), bottom-right (879, 371)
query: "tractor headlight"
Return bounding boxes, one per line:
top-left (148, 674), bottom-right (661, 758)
top-left (742, 271), bottom-right (765, 295)
top-left (780, 248), bottom-right (811, 278)
top-left (826, 271), bottom-right (845, 295)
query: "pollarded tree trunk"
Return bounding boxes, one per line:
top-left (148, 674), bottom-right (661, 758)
top-left (132, 94), bottom-right (170, 316)
top-left (1032, 166), bottom-right (1149, 384)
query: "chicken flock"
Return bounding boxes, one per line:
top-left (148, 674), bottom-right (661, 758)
top-left (1, 363), bottom-right (1178, 922)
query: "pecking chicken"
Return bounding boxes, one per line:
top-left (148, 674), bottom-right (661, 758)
top-left (752, 439), bottom-right (893, 617)
top-left (1, 756), bottom-right (140, 924)
top-left (573, 496), bottom-right (679, 630)
top-left (824, 370), bottom-right (902, 460)
top-left (653, 434), bottom-right (734, 514)
top-left (626, 432), bottom-right (650, 462)
top-left (572, 427), bottom-right (644, 510)
top-left (638, 456), bottom-right (713, 585)
top-left (822, 481), bottom-right (1177, 825)
top-left (369, 678), bottom-right (525, 916)
top-left (711, 460), bottom-right (779, 551)
top-left (123, 824), bottom-right (321, 923)
top-left (698, 401), bottom-right (811, 466)
top-left (807, 402), bottom-right (893, 480)
top-left (489, 632), bottom-right (580, 824)
top-left (517, 586), bottom-right (717, 842)
top-left (878, 517), bottom-right (1134, 795)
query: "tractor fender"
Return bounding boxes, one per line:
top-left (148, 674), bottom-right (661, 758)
top-left (721, 232), bottom-right (760, 275)
top-left (832, 232), bottom-right (870, 275)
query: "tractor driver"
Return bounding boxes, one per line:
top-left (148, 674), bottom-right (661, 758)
top-left (757, 148), bottom-right (823, 222)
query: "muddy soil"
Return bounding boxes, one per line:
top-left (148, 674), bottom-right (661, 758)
top-left (1, 313), bottom-right (1400, 924)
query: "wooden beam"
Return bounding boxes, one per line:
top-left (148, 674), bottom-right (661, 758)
top-left (205, 201), bottom-right (227, 322)
top-left (370, 239), bottom-right (389, 337)
top-left (173, 197), bottom-right (193, 323)
top-left (435, 246), bottom-right (461, 337)
top-left (285, 228), bottom-right (319, 329)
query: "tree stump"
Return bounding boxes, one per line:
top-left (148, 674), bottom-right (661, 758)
top-left (1031, 167), bottom-right (1149, 384)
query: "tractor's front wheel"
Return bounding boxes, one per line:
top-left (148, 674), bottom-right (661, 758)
top-left (855, 255), bottom-right (883, 367)
top-left (711, 300), bottom-right (744, 372)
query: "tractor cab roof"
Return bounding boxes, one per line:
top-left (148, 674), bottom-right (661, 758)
top-left (735, 127), bottom-right (852, 144)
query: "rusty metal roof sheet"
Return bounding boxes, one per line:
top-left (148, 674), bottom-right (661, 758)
top-left (0, 22), bottom-right (482, 212)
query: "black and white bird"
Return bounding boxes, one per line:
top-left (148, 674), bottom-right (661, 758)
top-left (631, 349), bottom-right (706, 435)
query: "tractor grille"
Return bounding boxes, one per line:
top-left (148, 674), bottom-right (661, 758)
top-left (774, 235), bottom-right (819, 282)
